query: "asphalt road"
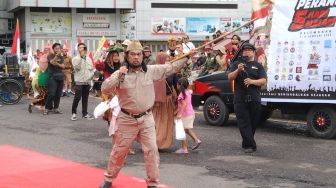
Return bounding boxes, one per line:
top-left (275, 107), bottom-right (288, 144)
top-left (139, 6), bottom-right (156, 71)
top-left (0, 96), bottom-right (336, 188)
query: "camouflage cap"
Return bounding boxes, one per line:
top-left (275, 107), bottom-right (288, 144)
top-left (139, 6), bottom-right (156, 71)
top-left (167, 36), bottom-right (177, 42)
top-left (122, 39), bottom-right (131, 46)
top-left (143, 46), bottom-right (151, 52)
top-left (126, 40), bottom-right (143, 52)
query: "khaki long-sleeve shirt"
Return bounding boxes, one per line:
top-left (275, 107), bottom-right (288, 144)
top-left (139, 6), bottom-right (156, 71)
top-left (101, 58), bottom-right (188, 114)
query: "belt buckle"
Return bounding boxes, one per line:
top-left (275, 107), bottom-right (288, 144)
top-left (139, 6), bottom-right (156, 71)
top-left (133, 113), bottom-right (141, 119)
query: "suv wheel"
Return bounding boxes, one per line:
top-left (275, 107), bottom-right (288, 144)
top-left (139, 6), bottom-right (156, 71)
top-left (203, 96), bottom-right (229, 126)
top-left (307, 106), bottom-right (336, 139)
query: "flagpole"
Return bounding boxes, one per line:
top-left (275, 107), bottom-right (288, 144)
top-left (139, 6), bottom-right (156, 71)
top-left (167, 18), bottom-right (257, 64)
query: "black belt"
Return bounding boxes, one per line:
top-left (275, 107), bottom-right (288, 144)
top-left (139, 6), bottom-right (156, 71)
top-left (121, 108), bottom-right (151, 119)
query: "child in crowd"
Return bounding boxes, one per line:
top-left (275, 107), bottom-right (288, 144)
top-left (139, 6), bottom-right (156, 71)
top-left (175, 77), bottom-right (201, 154)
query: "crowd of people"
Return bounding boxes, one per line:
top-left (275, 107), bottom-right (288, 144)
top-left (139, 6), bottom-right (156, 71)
top-left (14, 32), bottom-right (266, 188)
top-left (196, 34), bottom-right (241, 76)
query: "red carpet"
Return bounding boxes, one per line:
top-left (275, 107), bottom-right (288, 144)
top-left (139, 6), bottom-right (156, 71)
top-left (0, 145), bottom-right (171, 188)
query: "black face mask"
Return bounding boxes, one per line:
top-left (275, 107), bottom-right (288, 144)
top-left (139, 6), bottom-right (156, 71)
top-left (128, 62), bottom-right (147, 72)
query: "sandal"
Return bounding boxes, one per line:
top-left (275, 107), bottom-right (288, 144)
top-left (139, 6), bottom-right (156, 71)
top-left (192, 141), bottom-right (202, 150)
top-left (128, 149), bottom-right (136, 155)
top-left (174, 148), bottom-right (188, 154)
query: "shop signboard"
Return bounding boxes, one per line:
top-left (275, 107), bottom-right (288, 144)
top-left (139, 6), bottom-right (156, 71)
top-left (77, 30), bottom-right (117, 37)
top-left (31, 13), bottom-right (71, 34)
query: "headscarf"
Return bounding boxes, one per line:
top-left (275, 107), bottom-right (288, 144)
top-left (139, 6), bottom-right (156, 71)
top-left (154, 52), bottom-right (169, 102)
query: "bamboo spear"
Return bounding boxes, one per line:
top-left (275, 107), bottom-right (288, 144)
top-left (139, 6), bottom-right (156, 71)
top-left (168, 18), bottom-right (258, 63)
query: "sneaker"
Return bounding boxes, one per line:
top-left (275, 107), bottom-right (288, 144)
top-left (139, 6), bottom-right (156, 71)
top-left (83, 114), bottom-right (94, 120)
top-left (53, 108), bottom-right (63, 114)
top-left (244, 148), bottom-right (256, 153)
top-left (71, 114), bottom-right (77, 121)
top-left (43, 109), bottom-right (49, 115)
top-left (62, 92), bottom-right (66, 97)
top-left (28, 104), bottom-right (33, 113)
top-left (66, 92), bottom-right (71, 97)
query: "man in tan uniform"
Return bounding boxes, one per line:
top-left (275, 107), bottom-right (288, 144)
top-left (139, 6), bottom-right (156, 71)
top-left (99, 40), bottom-right (194, 188)
top-left (61, 47), bottom-right (73, 97)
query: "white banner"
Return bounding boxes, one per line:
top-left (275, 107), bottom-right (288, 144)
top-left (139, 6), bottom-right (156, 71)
top-left (77, 30), bottom-right (117, 37)
top-left (262, 0), bottom-right (336, 102)
top-left (83, 23), bottom-right (110, 28)
top-left (83, 15), bottom-right (110, 23)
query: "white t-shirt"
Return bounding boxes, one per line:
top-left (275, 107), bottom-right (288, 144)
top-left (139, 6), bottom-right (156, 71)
top-left (182, 42), bottom-right (195, 54)
top-left (109, 96), bottom-right (121, 117)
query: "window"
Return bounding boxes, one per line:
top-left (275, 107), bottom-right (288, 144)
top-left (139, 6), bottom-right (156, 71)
top-left (7, 19), bottom-right (13, 31)
top-left (30, 7), bottom-right (50, 12)
top-left (52, 8), bottom-right (71, 13)
top-left (97, 8), bottom-right (116, 14)
top-left (151, 3), bottom-right (238, 9)
top-left (76, 8), bottom-right (95, 13)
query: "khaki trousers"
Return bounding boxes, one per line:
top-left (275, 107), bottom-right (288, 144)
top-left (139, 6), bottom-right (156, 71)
top-left (104, 111), bottom-right (160, 186)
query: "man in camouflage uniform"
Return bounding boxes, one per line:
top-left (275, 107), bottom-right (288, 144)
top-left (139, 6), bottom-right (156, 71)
top-left (198, 47), bottom-right (219, 77)
top-left (143, 46), bottom-right (155, 65)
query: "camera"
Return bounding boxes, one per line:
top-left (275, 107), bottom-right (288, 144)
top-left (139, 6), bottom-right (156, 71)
top-left (170, 51), bottom-right (175, 57)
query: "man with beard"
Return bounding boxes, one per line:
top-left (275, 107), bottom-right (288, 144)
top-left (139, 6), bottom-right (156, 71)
top-left (99, 40), bottom-right (194, 188)
top-left (166, 36), bottom-right (178, 60)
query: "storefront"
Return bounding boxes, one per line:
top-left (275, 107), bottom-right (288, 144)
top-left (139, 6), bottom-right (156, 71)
top-left (26, 8), bottom-right (119, 55)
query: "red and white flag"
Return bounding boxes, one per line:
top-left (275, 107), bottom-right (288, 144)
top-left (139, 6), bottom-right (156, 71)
top-left (75, 36), bottom-right (82, 53)
top-left (11, 19), bottom-right (20, 61)
top-left (63, 40), bottom-right (70, 51)
top-left (251, 0), bottom-right (272, 32)
top-left (88, 51), bottom-right (95, 66)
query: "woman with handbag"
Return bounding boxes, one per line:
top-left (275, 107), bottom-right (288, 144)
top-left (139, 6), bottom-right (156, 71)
top-left (175, 77), bottom-right (201, 154)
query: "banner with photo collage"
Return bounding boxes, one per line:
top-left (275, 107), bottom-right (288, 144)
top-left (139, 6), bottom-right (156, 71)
top-left (262, 0), bottom-right (336, 102)
top-left (151, 17), bottom-right (250, 36)
top-left (120, 10), bottom-right (137, 40)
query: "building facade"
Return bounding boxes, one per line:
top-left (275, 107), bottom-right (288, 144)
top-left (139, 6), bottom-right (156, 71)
top-left (0, 0), bottom-right (14, 53)
top-left (4, 0), bottom-right (251, 54)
